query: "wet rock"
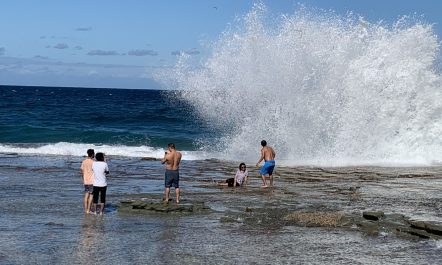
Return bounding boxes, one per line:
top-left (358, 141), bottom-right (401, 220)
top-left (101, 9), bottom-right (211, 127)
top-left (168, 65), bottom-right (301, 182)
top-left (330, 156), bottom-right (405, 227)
top-left (395, 227), bottom-right (432, 239)
top-left (45, 222), bottom-right (64, 226)
top-left (220, 216), bottom-right (237, 223)
top-left (408, 220), bottom-right (442, 236)
top-left (283, 211), bottom-right (344, 227)
top-left (118, 200), bottom-right (211, 214)
top-left (409, 220), bottom-right (426, 230)
top-left (353, 212), bottom-right (442, 240)
top-left (362, 211), bottom-right (384, 221)
top-left (140, 157), bottom-right (159, 161)
top-left (425, 223), bottom-right (442, 235)
top-left (357, 220), bottom-right (379, 235)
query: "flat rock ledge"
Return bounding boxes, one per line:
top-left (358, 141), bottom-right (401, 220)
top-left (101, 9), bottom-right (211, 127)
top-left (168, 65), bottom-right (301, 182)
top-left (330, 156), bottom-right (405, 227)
top-left (221, 208), bottom-right (442, 241)
top-left (118, 200), bottom-right (211, 214)
top-left (344, 211), bottom-right (442, 240)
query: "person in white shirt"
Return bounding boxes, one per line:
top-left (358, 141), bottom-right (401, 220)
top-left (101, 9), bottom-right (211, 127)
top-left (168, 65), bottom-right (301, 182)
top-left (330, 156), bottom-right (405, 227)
top-left (92, 152), bottom-right (109, 215)
top-left (218, 163), bottom-right (248, 187)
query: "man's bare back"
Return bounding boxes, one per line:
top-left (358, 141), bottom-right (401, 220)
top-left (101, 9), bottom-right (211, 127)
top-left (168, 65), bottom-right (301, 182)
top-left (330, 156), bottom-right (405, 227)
top-left (160, 143), bottom-right (182, 204)
top-left (162, 150), bottom-right (182, 170)
top-left (256, 140), bottom-right (276, 188)
top-left (261, 146), bottom-right (276, 161)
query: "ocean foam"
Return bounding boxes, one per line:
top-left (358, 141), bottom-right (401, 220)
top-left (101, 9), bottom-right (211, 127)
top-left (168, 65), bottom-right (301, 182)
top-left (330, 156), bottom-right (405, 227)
top-left (163, 4), bottom-right (442, 166)
top-left (0, 142), bottom-right (207, 160)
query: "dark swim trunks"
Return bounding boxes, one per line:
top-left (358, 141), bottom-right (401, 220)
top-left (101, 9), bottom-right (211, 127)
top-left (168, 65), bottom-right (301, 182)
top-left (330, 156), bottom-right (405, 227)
top-left (226, 178), bottom-right (240, 187)
top-left (84, 184), bottom-right (93, 193)
top-left (165, 169), bottom-right (180, 188)
top-left (260, 160), bottom-right (275, 175)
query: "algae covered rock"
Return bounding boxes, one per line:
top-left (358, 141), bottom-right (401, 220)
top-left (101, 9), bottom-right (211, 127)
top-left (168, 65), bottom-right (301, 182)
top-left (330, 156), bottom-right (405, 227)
top-left (362, 211), bottom-right (384, 221)
top-left (119, 200), bottom-right (211, 214)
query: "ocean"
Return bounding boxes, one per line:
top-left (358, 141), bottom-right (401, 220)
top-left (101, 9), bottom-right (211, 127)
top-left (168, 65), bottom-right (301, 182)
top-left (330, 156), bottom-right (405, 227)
top-left (2, 82), bottom-right (440, 166)
top-left (1, 85), bottom-right (442, 265)
top-left (0, 85), bottom-right (213, 158)
top-left (1, 5), bottom-right (442, 265)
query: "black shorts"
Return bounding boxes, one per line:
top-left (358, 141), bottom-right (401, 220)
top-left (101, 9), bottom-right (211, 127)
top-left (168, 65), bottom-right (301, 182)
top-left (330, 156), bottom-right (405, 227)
top-left (93, 186), bottom-right (107, 204)
top-left (226, 178), bottom-right (240, 187)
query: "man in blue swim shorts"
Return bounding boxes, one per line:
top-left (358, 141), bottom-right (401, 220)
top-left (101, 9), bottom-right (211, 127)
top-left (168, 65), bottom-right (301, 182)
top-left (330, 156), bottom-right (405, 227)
top-left (161, 143), bottom-right (182, 203)
top-left (165, 169), bottom-right (179, 189)
top-left (256, 140), bottom-right (276, 188)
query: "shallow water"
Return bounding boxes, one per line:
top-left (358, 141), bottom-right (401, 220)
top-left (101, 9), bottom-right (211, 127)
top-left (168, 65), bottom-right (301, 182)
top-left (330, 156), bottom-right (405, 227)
top-left (1, 155), bottom-right (442, 264)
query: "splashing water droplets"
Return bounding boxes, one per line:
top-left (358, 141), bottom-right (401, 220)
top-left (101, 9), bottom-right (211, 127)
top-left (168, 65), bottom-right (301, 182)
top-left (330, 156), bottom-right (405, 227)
top-left (163, 5), bottom-right (442, 166)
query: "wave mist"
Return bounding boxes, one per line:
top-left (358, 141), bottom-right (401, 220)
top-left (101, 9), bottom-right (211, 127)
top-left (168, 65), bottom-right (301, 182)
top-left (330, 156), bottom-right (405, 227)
top-left (167, 4), bottom-right (442, 166)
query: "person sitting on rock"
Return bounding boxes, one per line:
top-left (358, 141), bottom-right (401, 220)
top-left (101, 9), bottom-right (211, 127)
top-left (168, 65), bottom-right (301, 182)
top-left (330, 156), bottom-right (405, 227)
top-left (218, 163), bottom-right (248, 187)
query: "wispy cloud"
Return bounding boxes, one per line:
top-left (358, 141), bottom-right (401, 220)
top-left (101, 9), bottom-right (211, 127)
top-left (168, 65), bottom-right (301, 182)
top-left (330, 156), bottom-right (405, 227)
top-left (74, 46), bottom-right (83, 50)
top-left (87, 50), bottom-right (119, 56)
top-left (34, 55), bottom-right (49, 60)
top-left (54, 43), bottom-right (69, 49)
top-left (127, 49), bottom-right (158, 56)
top-left (0, 47), bottom-right (5, 56)
top-left (0, 56), bottom-right (162, 89)
top-left (76, 27), bottom-right (92, 31)
top-left (171, 48), bottom-right (200, 56)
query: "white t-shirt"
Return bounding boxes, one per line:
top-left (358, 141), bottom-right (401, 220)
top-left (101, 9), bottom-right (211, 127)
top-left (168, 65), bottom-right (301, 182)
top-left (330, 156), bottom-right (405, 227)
top-left (235, 169), bottom-right (248, 185)
top-left (92, 161), bottom-right (109, 187)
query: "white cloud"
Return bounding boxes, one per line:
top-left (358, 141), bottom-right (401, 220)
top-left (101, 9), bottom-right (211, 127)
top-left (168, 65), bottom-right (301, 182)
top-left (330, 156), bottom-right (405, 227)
top-left (128, 49), bottom-right (158, 56)
top-left (54, 43), bottom-right (69, 49)
top-left (34, 55), bottom-right (49, 60)
top-left (0, 56), bottom-right (162, 89)
top-left (171, 48), bottom-right (200, 56)
top-left (76, 27), bottom-right (92, 31)
top-left (87, 50), bottom-right (119, 56)
top-left (88, 70), bottom-right (98, 76)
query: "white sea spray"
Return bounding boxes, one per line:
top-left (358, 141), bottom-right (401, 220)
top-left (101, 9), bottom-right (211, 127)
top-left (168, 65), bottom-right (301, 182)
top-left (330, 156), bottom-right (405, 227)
top-left (165, 4), bottom-right (442, 166)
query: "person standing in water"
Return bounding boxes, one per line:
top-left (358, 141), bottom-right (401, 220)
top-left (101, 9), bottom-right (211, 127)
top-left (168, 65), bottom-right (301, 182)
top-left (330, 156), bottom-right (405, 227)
top-left (161, 143), bottom-right (182, 204)
top-left (81, 149), bottom-right (95, 214)
top-left (256, 140), bottom-right (276, 188)
top-left (92, 152), bottom-right (109, 215)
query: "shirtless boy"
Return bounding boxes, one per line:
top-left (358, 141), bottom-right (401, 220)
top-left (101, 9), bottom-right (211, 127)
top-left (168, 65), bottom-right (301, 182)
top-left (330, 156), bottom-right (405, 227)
top-left (160, 143), bottom-right (182, 203)
top-left (80, 149), bottom-right (94, 213)
top-left (256, 140), bottom-right (276, 188)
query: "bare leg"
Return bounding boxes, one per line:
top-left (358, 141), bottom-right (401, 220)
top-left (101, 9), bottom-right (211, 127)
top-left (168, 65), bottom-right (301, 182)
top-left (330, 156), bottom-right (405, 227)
top-left (261, 174), bottom-right (268, 187)
top-left (98, 203), bottom-right (104, 215)
top-left (164, 187), bottom-right (170, 202)
top-left (269, 174), bottom-right (273, 187)
top-left (86, 193), bottom-right (93, 213)
top-left (175, 188), bottom-right (180, 204)
top-left (83, 193), bottom-right (89, 213)
top-left (93, 204), bottom-right (97, 214)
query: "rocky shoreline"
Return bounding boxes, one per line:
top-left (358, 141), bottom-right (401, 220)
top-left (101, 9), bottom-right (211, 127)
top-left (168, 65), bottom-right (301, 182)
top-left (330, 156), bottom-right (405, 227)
top-left (118, 198), bottom-right (442, 241)
top-left (116, 164), bottom-right (442, 242)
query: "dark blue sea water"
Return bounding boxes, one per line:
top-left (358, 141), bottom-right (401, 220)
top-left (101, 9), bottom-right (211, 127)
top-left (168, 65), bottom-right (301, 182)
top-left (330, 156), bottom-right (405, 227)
top-left (0, 85), bottom-right (214, 158)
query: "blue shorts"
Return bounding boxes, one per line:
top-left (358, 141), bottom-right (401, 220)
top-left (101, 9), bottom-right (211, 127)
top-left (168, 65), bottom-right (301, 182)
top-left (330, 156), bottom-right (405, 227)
top-left (260, 160), bottom-right (275, 175)
top-left (165, 170), bottom-right (180, 188)
top-left (84, 184), bottom-right (93, 193)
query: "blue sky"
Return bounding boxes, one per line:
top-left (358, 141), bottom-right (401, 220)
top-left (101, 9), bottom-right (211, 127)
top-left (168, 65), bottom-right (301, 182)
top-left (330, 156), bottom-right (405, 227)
top-left (0, 0), bottom-right (441, 89)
